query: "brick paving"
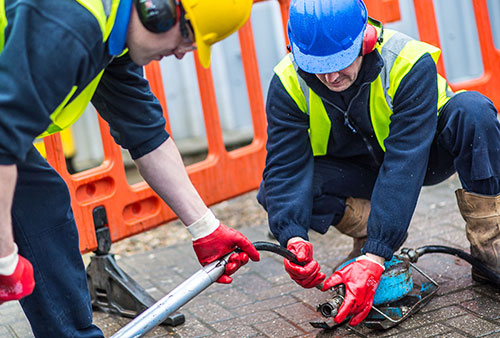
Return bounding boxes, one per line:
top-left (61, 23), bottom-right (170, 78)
top-left (3, 174), bottom-right (500, 337)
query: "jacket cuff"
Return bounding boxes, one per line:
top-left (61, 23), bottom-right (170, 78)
top-left (129, 132), bottom-right (169, 160)
top-left (362, 239), bottom-right (394, 261)
top-left (276, 225), bottom-right (309, 248)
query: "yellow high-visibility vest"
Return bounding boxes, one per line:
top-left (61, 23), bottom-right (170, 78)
top-left (0, 0), bottom-right (122, 137)
top-left (274, 29), bottom-right (461, 156)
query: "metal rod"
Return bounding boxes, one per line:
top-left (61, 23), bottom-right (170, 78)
top-left (408, 262), bottom-right (439, 287)
top-left (111, 255), bottom-right (230, 338)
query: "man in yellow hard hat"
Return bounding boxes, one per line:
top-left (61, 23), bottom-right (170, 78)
top-left (0, 0), bottom-right (259, 336)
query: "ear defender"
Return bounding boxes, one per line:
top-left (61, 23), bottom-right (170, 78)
top-left (134, 0), bottom-right (179, 33)
top-left (361, 17), bottom-right (385, 56)
top-left (361, 24), bottom-right (378, 55)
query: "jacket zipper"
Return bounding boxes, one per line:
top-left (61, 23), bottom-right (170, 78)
top-left (320, 83), bottom-right (382, 167)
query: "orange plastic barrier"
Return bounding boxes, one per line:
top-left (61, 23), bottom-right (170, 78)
top-left (364, 0), bottom-right (401, 23)
top-left (413, 0), bottom-right (500, 107)
top-left (42, 0), bottom-right (498, 254)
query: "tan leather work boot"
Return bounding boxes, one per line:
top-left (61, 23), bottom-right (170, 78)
top-left (332, 197), bottom-right (370, 271)
top-left (456, 189), bottom-right (500, 283)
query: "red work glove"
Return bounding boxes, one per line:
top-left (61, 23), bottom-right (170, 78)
top-left (321, 255), bottom-right (384, 326)
top-left (284, 240), bottom-right (326, 288)
top-left (0, 255), bottom-right (35, 304)
top-left (191, 218), bottom-right (260, 284)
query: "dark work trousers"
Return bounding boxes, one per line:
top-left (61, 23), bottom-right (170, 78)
top-left (12, 147), bottom-right (103, 338)
top-left (258, 91), bottom-right (500, 233)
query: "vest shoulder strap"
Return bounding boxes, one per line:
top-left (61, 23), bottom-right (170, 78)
top-left (0, 0), bottom-right (6, 51)
top-left (76, 0), bottom-right (120, 41)
top-left (378, 29), bottom-right (442, 100)
top-left (273, 54), bottom-right (332, 156)
top-left (273, 54), bottom-right (308, 114)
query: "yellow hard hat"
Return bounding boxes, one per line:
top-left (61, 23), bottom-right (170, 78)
top-left (182, 0), bottom-right (253, 68)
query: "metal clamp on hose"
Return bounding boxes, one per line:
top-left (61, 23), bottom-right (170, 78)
top-left (316, 285), bottom-right (345, 318)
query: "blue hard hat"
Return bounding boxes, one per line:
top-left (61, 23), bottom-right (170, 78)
top-left (287, 0), bottom-right (368, 74)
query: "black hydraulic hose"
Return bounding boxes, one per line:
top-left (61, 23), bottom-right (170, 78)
top-left (414, 245), bottom-right (500, 286)
top-left (250, 242), bottom-right (500, 286)
top-left (252, 241), bottom-right (303, 266)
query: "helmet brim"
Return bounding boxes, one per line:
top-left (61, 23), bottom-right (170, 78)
top-left (182, 0), bottom-right (252, 69)
top-left (196, 40), bottom-right (211, 68)
top-left (182, 3), bottom-right (212, 69)
top-left (291, 29), bottom-right (364, 74)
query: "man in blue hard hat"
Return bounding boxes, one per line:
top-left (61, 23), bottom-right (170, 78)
top-left (257, 0), bottom-right (500, 326)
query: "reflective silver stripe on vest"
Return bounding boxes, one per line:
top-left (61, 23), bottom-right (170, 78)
top-left (291, 58), bottom-right (311, 115)
top-left (378, 31), bottom-right (413, 111)
top-left (379, 31), bottom-right (456, 111)
top-left (445, 82), bottom-right (454, 98)
top-left (102, 0), bottom-right (115, 64)
top-left (102, 0), bottom-right (112, 16)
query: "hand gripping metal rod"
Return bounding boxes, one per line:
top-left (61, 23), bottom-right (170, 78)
top-left (111, 254), bottom-right (230, 338)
